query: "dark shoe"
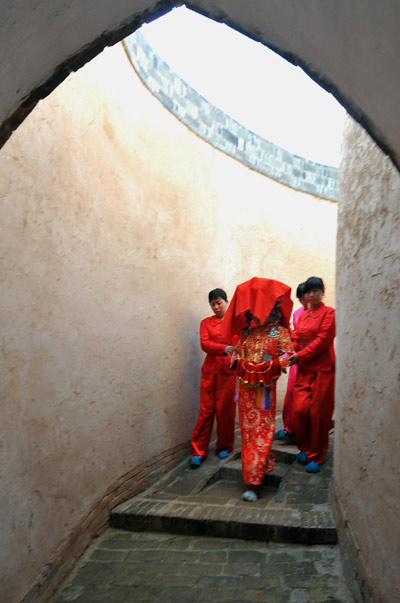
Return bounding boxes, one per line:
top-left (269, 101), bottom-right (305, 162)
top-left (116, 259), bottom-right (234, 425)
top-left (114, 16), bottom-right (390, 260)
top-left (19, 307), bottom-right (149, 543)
top-left (282, 431), bottom-right (297, 445)
top-left (275, 429), bottom-right (296, 445)
top-left (285, 432), bottom-right (296, 445)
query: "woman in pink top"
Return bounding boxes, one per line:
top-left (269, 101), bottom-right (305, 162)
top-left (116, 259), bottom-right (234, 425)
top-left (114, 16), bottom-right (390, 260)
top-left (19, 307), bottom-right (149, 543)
top-left (277, 282), bottom-right (307, 443)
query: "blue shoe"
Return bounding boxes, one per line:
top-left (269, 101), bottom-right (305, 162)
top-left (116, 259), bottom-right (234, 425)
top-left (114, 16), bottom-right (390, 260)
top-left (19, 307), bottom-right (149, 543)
top-left (218, 450), bottom-right (229, 459)
top-left (276, 428), bottom-right (286, 440)
top-left (297, 451), bottom-right (308, 464)
top-left (190, 455), bottom-right (205, 467)
top-left (306, 461), bottom-right (320, 473)
top-left (242, 489), bottom-right (258, 502)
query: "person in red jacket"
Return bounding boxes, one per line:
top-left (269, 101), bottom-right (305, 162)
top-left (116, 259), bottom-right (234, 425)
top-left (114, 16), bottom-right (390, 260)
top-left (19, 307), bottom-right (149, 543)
top-left (288, 276), bottom-right (335, 473)
top-left (190, 288), bottom-right (237, 467)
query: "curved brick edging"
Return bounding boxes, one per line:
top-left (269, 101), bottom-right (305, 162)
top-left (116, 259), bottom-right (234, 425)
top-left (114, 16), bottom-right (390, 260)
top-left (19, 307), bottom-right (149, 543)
top-left (124, 30), bottom-right (338, 201)
top-left (22, 441), bottom-right (190, 602)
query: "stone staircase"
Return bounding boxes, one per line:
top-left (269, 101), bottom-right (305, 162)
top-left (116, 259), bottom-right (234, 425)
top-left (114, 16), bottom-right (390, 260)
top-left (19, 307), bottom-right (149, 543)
top-left (51, 428), bottom-right (356, 603)
top-left (110, 434), bottom-right (337, 546)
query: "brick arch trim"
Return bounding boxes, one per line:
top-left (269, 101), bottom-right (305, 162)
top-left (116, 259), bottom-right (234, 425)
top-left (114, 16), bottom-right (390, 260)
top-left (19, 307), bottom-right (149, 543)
top-left (125, 30), bottom-right (338, 201)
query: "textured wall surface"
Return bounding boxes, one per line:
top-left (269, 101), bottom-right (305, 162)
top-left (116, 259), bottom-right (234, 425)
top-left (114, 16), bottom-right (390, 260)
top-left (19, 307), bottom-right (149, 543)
top-left (0, 44), bottom-right (336, 601)
top-left (335, 117), bottom-right (400, 602)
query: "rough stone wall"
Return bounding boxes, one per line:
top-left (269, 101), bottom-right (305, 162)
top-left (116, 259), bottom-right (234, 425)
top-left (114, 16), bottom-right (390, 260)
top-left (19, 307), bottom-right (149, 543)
top-left (0, 43), bottom-right (336, 601)
top-left (335, 116), bottom-right (400, 602)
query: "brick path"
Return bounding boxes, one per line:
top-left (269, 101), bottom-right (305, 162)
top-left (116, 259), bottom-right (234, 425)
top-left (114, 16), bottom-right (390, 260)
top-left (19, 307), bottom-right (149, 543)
top-left (51, 529), bottom-right (353, 602)
top-left (50, 426), bottom-right (354, 602)
top-left (110, 433), bottom-right (336, 545)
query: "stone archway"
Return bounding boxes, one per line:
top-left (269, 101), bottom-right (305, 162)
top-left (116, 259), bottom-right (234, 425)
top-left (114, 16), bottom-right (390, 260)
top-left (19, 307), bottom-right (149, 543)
top-left (1, 3), bottom-right (399, 602)
top-left (1, 1), bottom-right (400, 170)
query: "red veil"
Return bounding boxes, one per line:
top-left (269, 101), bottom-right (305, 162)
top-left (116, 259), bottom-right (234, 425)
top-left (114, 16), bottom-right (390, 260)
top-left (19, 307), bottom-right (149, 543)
top-left (222, 277), bottom-right (293, 340)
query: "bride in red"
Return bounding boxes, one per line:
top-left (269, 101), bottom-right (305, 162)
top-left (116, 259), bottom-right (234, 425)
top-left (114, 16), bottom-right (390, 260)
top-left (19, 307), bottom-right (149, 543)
top-left (222, 278), bottom-right (293, 502)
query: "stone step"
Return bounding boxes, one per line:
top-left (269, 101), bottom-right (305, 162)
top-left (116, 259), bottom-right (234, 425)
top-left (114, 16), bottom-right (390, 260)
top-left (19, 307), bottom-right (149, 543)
top-left (204, 460), bottom-right (290, 489)
top-left (271, 444), bottom-right (299, 465)
top-left (110, 445), bottom-right (337, 546)
top-left (110, 494), bottom-right (337, 545)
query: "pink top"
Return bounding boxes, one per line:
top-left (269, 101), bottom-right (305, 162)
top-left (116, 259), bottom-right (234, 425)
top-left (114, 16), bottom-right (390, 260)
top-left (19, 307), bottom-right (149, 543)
top-left (293, 305), bottom-right (305, 330)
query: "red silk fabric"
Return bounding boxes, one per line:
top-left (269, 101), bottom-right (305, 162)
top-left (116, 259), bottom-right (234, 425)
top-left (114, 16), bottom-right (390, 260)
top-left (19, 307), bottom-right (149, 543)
top-left (238, 383), bottom-right (277, 483)
top-left (200, 315), bottom-right (236, 375)
top-left (235, 357), bottom-right (282, 387)
top-left (222, 277), bottom-right (293, 340)
top-left (292, 303), bottom-right (335, 373)
top-left (291, 302), bottom-right (336, 464)
top-left (291, 369), bottom-right (335, 463)
top-left (191, 313), bottom-right (237, 456)
top-left (235, 325), bottom-right (292, 484)
top-left (191, 372), bottom-right (236, 456)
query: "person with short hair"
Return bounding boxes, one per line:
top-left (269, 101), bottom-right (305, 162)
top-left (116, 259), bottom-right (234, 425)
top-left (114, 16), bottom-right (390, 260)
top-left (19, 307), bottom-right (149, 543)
top-left (190, 288), bottom-right (237, 467)
top-left (289, 276), bottom-right (335, 473)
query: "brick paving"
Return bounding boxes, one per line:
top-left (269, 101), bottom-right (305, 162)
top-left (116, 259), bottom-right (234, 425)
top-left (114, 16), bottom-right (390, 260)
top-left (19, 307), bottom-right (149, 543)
top-left (50, 426), bottom-right (354, 602)
top-left (110, 434), bottom-right (336, 545)
top-left (51, 529), bottom-right (353, 602)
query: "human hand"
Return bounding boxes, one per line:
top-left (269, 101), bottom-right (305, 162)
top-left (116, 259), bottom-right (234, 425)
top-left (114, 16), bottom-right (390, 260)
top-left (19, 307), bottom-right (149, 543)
top-left (224, 345), bottom-right (236, 356)
top-left (288, 353), bottom-right (298, 366)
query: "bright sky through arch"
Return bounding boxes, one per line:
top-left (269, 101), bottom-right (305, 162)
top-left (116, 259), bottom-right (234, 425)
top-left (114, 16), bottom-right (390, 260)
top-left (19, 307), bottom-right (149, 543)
top-left (141, 7), bottom-right (346, 167)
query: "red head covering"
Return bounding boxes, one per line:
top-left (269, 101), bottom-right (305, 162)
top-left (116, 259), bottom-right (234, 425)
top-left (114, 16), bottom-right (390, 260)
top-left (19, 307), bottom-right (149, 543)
top-left (222, 277), bottom-right (293, 339)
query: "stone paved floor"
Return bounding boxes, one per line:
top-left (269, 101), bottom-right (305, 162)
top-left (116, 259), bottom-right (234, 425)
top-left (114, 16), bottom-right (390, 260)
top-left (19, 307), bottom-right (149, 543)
top-left (110, 430), bottom-right (336, 544)
top-left (50, 529), bottom-right (354, 602)
top-left (50, 423), bottom-right (354, 602)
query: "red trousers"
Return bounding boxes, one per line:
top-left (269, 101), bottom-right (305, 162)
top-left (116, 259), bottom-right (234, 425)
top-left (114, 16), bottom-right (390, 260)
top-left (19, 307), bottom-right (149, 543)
top-left (291, 369), bottom-right (335, 464)
top-left (191, 372), bottom-right (237, 456)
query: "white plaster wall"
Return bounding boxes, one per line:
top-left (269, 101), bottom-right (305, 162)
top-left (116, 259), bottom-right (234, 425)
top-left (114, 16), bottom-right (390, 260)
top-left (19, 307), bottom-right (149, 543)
top-left (1, 1), bottom-right (400, 169)
top-left (335, 116), bottom-right (400, 602)
top-left (0, 44), bottom-right (336, 601)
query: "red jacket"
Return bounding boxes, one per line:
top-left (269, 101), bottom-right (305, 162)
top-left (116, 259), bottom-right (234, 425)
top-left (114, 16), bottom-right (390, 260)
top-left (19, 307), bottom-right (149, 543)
top-left (292, 303), bottom-right (335, 373)
top-left (200, 315), bottom-right (237, 375)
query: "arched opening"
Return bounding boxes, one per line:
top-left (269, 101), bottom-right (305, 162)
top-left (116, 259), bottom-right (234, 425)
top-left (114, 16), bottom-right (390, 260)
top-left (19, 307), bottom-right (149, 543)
top-left (1, 2), bottom-right (400, 172)
top-left (1, 3), bottom-right (399, 603)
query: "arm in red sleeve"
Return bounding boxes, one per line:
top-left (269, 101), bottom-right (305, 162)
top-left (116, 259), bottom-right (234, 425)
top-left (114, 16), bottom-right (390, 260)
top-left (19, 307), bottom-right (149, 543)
top-left (291, 329), bottom-right (299, 352)
top-left (200, 319), bottom-right (227, 356)
top-left (297, 308), bottom-right (335, 361)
